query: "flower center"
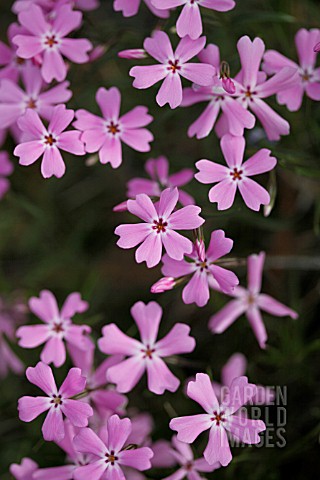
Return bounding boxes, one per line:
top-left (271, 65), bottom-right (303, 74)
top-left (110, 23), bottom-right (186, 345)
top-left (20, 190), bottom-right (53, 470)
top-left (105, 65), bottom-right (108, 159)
top-left (167, 59), bottom-right (181, 74)
top-left (52, 322), bottom-right (64, 333)
top-left (107, 121), bottom-right (120, 135)
top-left (247, 293), bottom-right (256, 305)
top-left (211, 410), bottom-right (226, 426)
top-left (16, 57), bottom-right (25, 65)
top-left (142, 344), bottom-right (156, 359)
top-left (185, 461), bottom-right (193, 471)
top-left (50, 394), bottom-right (63, 408)
top-left (152, 218), bottom-right (168, 234)
top-left (44, 134), bottom-right (56, 146)
top-left (230, 167), bottom-right (243, 181)
top-left (301, 70), bottom-right (311, 81)
top-left (196, 260), bottom-right (208, 271)
top-left (105, 451), bottom-right (118, 465)
top-left (45, 35), bottom-right (58, 48)
top-left (27, 98), bottom-right (37, 109)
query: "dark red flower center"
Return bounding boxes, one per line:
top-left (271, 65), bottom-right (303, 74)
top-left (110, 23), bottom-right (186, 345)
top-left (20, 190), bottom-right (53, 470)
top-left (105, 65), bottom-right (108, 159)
top-left (105, 450), bottom-right (118, 465)
top-left (107, 121), bottom-right (120, 135)
top-left (27, 98), bottom-right (37, 109)
top-left (50, 394), bottom-right (63, 408)
top-left (52, 322), bottom-right (64, 333)
top-left (16, 57), bottom-right (25, 65)
top-left (230, 167), bottom-right (243, 181)
top-left (167, 60), bottom-right (181, 74)
top-left (152, 218), bottom-right (168, 233)
top-left (185, 461), bottom-right (193, 471)
top-left (142, 344), bottom-right (156, 359)
top-left (45, 35), bottom-right (58, 48)
top-left (211, 410), bottom-right (226, 426)
top-left (44, 134), bottom-right (56, 146)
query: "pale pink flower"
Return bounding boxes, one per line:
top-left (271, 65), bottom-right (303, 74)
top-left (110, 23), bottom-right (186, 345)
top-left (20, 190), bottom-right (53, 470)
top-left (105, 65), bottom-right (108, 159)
top-left (18, 362), bottom-right (93, 442)
top-left (263, 28), bottom-right (320, 111)
top-left (181, 44), bottom-right (255, 139)
top-left (209, 252), bottom-right (298, 348)
top-left (13, 4), bottom-right (92, 82)
top-left (0, 63), bottom-right (72, 129)
top-left (113, 0), bottom-right (170, 18)
top-left (195, 134), bottom-right (277, 211)
top-left (130, 32), bottom-right (216, 109)
top-left (17, 290), bottom-right (90, 368)
top-left (152, 0), bottom-right (235, 39)
top-left (73, 414), bottom-right (154, 480)
top-left (10, 458), bottom-right (38, 480)
top-left (74, 87), bottom-right (153, 169)
top-left (98, 301), bottom-right (196, 394)
top-left (14, 105), bottom-right (85, 178)
top-left (158, 231), bottom-right (239, 307)
top-left (0, 151), bottom-right (14, 199)
top-left (170, 373), bottom-right (266, 466)
top-left (0, 23), bottom-right (30, 82)
top-left (115, 187), bottom-right (204, 268)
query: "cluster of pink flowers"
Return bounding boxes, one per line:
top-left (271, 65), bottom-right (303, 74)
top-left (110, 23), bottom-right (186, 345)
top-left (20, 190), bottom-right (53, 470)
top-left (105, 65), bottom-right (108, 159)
top-left (3, 0), bottom-right (317, 478)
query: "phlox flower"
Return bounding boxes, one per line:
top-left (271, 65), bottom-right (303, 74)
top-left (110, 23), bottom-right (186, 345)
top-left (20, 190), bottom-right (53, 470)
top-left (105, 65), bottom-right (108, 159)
top-left (115, 187), bottom-right (204, 268)
top-left (13, 4), bottom-right (92, 82)
top-left (156, 230), bottom-right (239, 307)
top-left (263, 28), bottom-right (320, 111)
top-left (113, 0), bottom-right (170, 18)
top-left (0, 63), bottom-right (72, 129)
top-left (17, 289), bottom-right (90, 367)
top-left (0, 296), bottom-right (24, 378)
top-left (12, 0), bottom-right (100, 13)
top-left (14, 104), bottom-right (85, 178)
top-left (98, 301), bottom-right (196, 394)
top-left (0, 151), bottom-right (14, 200)
top-left (195, 134), bottom-right (277, 211)
top-left (209, 252), bottom-right (298, 348)
top-left (170, 373), bottom-right (266, 466)
top-left (152, 0), bottom-right (235, 40)
top-left (73, 414), bottom-right (154, 480)
top-left (130, 32), bottom-right (216, 109)
top-left (10, 458), bottom-right (38, 480)
top-left (212, 353), bottom-right (275, 404)
top-left (18, 361), bottom-right (93, 442)
top-left (74, 87), bottom-right (153, 169)
top-left (229, 35), bottom-right (299, 141)
top-left (181, 44), bottom-right (255, 139)
top-left (0, 23), bottom-right (29, 82)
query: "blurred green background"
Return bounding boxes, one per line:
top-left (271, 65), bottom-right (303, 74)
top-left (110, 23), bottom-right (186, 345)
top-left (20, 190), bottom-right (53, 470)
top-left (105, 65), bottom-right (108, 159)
top-left (0, 0), bottom-right (319, 478)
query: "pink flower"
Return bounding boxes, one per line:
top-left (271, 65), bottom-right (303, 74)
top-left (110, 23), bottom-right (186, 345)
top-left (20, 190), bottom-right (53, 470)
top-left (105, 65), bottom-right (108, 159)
top-left (14, 104), bottom-right (85, 178)
top-left (17, 290), bottom-right (90, 367)
top-left (212, 353), bottom-right (275, 404)
top-left (126, 156), bottom-right (195, 206)
top-left (74, 87), bottom-right (153, 168)
top-left (181, 44), bottom-right (255, 139)
top-left (10, 458), bottom-right (38, 480)
top-left (18, 361), bottom-right (93, 442)
top-left (195, 134), bottom-right (277, 211)
top-left (130, 32), bottom-right (216, 108)
top-left (0, 23), bottom-right (29, 82)
top-left (209, 252), bottom-right (298, 348)
top-left (0, 151), bottom-right (14, 199)
top-left (0, 296), bottom-right (24, 378)
top-left (73, 414), bottom-right (154, 480)
top-left (115, 187), bottom-right (205, 268)
top-left (159, 230), bottom-right (239, 307)
top-left (170, 373), bottom-right (266, 466)
top-left (113, 0), bottom-right (170, 18)
top-left (12, 0), bottom-right (100, 13)
top-left (0, 63), bottom-right (72, 129)
top-left (98, 301), bottom-right (196, 394)
top-left (231, 36), bottom-right (299, 141)
top-left (13, 4), bottom-right (92, 82)
top-left (152, 0), bottom-right (235, 39)
top-left (263, 28), bottom-right (320, 111)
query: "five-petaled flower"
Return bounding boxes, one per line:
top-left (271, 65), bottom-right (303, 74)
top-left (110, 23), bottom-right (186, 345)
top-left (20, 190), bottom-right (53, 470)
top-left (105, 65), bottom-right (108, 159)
top-left (113, 0), bottom-right (170, 18)
top-left (18, 362), bottom-right (93, 442)
top-left (170, 373), bottom-right (266, 466)
top-left (98, 301), bottom-right (196, 394)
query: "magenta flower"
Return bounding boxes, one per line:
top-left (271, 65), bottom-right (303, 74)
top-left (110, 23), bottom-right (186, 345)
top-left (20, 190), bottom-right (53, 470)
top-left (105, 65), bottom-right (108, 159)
top-left (0, 63), bottom-right (72, 129)
top-left (10, 458), bottom-right (38, 480)
top-left (195, 134), bottom-right (277, 211)
top-left (157, 230), bottom-right (239, 307)
top-left (126, 156), bottom-right (195, 206)
top-left (17, 290), bottom-right (90, 367)
top-left (0, 151), bottom-right (14, 199)
top-left (73, 414), bottom-right (154, 480)
top-left (231, 35), bottom-right (299, 141)
top-left (130, 32), bottom-right (216, 108)
top-left (14, 105), bottom-right (85, 178)
top-left (170, 373), bottom-right (266, 466)
top-left (113, 0), bottom-right (169, 18)
top-left (13, 4), bottom-right (92, 82)
top-left (152, 0), bottom-right (235, 39)
top-left (74, 87), bottom-right (153, 168)
top-left (18, 362), bottom-right (93, 442)
top-left (115, 187), bottom-right (204, 268)
top-left (209, 252), bottom-right (298, 348)
top-left (263, 28), bottom-right (320, 111)
top-left (181, 44), bottom-right (255, 139)
top-left (98, 301), bottom-right (196, 394)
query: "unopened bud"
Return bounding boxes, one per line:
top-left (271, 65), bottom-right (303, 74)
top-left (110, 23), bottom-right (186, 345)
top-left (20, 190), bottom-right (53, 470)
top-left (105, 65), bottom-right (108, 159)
top-left (113, 201), bottom-right (128, 213)
top-left (118, 49), bottom-right (147, 59)
top-left (151, 277), bottom-right (175, 293)
top-left (222, 77), bottom-right (236, 94)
